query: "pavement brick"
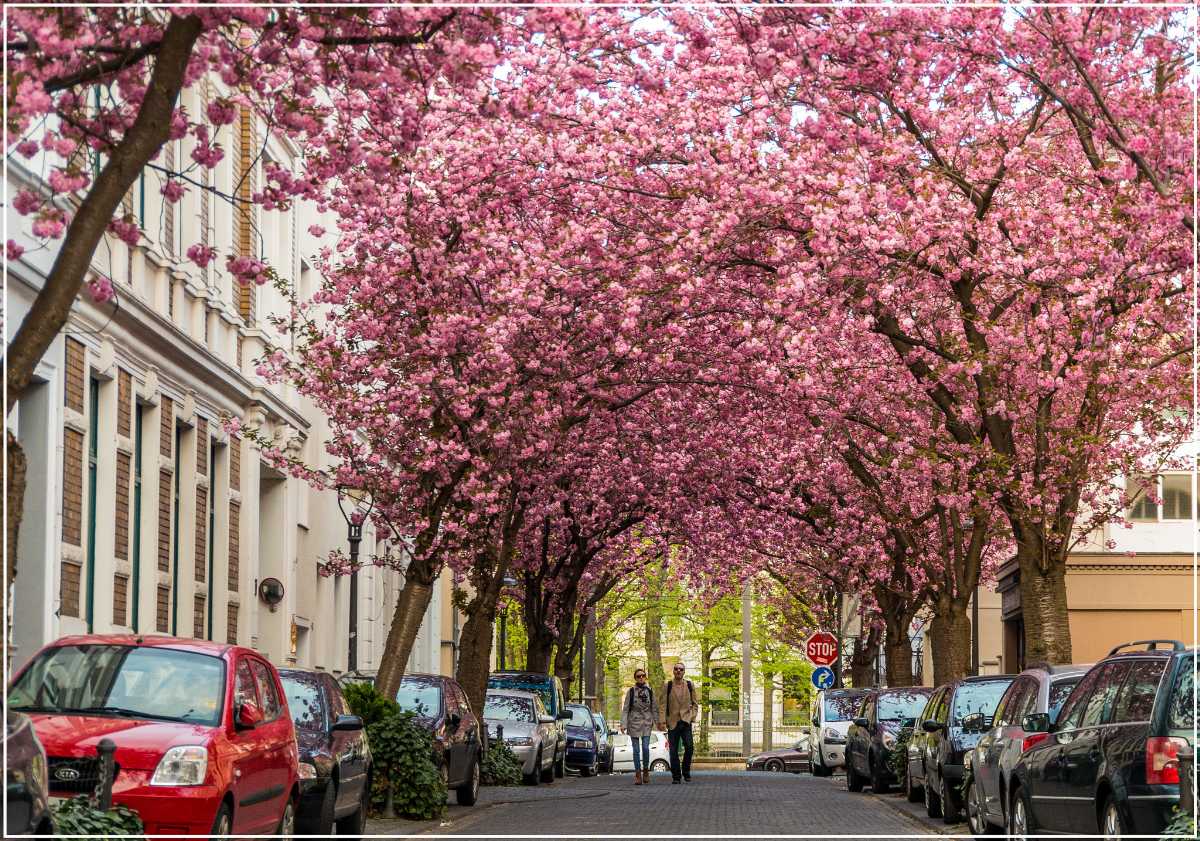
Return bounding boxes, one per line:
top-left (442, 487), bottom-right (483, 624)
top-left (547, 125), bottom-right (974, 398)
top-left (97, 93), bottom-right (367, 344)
top-left (368, 769), bottom-right (936, 837)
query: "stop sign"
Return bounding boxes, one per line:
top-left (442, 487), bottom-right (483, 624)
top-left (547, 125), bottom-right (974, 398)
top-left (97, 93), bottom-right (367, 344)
top-left (806, 631), bottom-right (839, 667)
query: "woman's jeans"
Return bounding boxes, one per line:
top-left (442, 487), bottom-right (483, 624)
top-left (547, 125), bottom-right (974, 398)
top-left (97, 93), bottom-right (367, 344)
top-left (630, 735), bottom-right (651, 772)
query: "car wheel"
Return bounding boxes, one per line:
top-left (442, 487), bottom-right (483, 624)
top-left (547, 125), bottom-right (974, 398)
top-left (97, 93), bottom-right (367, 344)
top-left (334, 779), bottom-right (369, 838)
top-left (1101, 794), bottom-right (1127, 839)
top-left (305, 780), bottom-right (335, 836)
top-left (941, 773), bottom-right (962, 823)
top-left (812, 752), bottom-right (832, 777)
top-left (210, 802), bottom-right (232, 837)
top-left (764, 758), bottom-right (785, 773)
top-left (905, 766), bottom-right (922, 803)
top-left (1008, 784), bottom-right (1036, 839)
top-left (870, 754), bottom-right (889, 794)
top-left (651, 759), bottom-right (669, 772)
top-left (456, 752), bottom-right (480, 806)
top-left (276, 797), bottom-right (296, 838)
top-left (554, 750), bottom-right (565, 778)
top-left (967, 778), bottom-right (996, 835)
top-left (846, 757), bottom-right (865, 792)
top-left (526, 748), bottom-right (543, 785)
top-left (925, 767), bottom-right (943, 819)
top-left (540, 749), bottom-right (555, 783)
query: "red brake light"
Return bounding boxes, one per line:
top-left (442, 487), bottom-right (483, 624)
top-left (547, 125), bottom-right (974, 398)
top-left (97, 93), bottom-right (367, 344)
top-left (1021, 732), bottom-right (1050, 753)
top-left (1146, 737), bottom-right (1186, 785)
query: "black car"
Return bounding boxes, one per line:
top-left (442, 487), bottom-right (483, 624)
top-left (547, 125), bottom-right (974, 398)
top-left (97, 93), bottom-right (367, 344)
top-left (963, 663), bottom-right (1088, 835)
top-left (909, 674), bottom-right (1014, 823)
top-left (487, 671), bottom-right (571, 778)
top-left (6, 712), bottom-right (52, 836)
top-left (278, 668), bottom-right (371, 835)
top-left (396, 674), bottom-right (484, 806)
top-left (845, 687), bottom-right (934, 794)
top-left (1009, 640), bottom-right (1195, 837)
top-left (593, 711), bottom-right (614, 773)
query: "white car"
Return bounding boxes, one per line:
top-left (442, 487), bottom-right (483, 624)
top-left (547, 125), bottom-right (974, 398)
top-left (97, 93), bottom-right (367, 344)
top-left (810, 688), bottom-right (870, 776)
top-left (610, 729), bottom-right (671, 773)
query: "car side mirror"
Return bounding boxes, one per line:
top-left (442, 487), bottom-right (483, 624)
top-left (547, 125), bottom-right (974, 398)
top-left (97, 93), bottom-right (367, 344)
top-left (236, 700), bottom-right (263, 730)
top-left (557, 710), bottom-right (572, 720)
top-left (332, 714), bottom-right (364, 732)
top-left (962, 712), bottom-right (985, 733)
top-left (1022, 713), bottom-right (1050, 734)
top-left (922, 719), bottom-right (944, 734)
top-left (852, 717), bottom-right (870, 729)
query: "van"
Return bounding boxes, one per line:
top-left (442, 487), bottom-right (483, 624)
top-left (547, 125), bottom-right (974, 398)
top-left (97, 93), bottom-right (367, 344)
top-left (487, 671), bottom-right (570, 777)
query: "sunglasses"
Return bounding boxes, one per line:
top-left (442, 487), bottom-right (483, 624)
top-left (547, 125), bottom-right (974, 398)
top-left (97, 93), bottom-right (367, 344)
top-left (634, 673), bottom-right (646, 679)
top-left (673, 667), bottom-right (685, 672)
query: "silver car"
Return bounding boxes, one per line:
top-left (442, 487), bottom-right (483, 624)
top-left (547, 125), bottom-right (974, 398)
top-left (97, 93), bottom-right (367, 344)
top-left (483, 689), bottom-right (558, 784)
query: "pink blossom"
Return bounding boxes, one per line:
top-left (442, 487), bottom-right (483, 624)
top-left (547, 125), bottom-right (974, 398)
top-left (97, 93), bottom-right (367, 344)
top-left (186, 244), bottom-right (217, 268)
top-left (86, 275), bottom-right (115, 303)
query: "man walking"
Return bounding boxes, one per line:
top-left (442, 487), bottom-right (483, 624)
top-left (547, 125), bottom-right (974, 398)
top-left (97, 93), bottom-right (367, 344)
top-left (658, 662), bottom-right (699, 784)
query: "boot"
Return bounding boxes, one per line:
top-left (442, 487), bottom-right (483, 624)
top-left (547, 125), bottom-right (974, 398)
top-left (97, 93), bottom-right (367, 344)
top-left (642, 769), bottom-right (650, 784)
top-left (634, 769), bottom-right (642, 785)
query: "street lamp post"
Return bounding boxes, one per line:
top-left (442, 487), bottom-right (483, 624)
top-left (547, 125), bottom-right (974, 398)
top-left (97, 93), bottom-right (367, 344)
top-left (963, 515), bottom-right (979, 676)
top-left (498, 575), bottom-right (517, 670)
top-left (336, 487), bottom-right (373, 674)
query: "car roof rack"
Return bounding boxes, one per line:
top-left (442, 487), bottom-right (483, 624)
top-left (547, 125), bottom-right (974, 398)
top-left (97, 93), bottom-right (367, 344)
top-left (1106, 640), bottom-right (1185, 656)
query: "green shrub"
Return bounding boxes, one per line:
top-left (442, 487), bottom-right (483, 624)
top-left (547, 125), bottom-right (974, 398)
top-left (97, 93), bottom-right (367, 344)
top-left (482, 740), bottom-right (523, 786)
top-left (52, 796), bottom-right (144, 838)
top-left (343, 681), bottom-right (400, 726)
top-left (367, 711), bottom-right (447, 820)
top-left (1162, 807), bottom-right (1197, 838)
top-left (888, 727), bottom-right (912, 784)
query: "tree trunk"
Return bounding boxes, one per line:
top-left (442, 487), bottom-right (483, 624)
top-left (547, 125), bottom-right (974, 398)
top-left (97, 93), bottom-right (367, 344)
top-left (929, 596), bottom-right (972, 685)
top-left (884, 629), bottom-right (914, 688)
top-left (1015, 538), bottom-right (1073, 665)
top-left (374, 576), bottom-right (435, 701)
top-left (5, 433), bottom-right (26, 670)
top-left (596, 646), bottom-right (607, 720)
top-left (850, 626), bottom-right (881, 688)
top-left (525, 623), bottom-right (555, 673)
top-left (7, 14), bottom-right (204, 412)
top-left (698, 646), bottom-right (711, 753)
top-left (455, 599), bottom-right (499, 718)
top-left (762, 671), bottom-right (774, 751)
top-left (644, 598), bottom-right (664, 691)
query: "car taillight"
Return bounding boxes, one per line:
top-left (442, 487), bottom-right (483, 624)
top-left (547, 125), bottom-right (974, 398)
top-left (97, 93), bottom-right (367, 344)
top-left (1146, 737), bottom-right (1188, 785)
top-left (1021, 732), bottom-right (1050, 752)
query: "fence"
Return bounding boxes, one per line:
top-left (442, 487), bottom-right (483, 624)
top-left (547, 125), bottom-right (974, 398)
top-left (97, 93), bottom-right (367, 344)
top-left (699, 722), bottom-right (812, 758)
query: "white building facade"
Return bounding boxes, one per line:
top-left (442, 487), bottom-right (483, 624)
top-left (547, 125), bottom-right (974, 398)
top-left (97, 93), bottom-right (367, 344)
top-left (6, 83), bottom-right (459, 677)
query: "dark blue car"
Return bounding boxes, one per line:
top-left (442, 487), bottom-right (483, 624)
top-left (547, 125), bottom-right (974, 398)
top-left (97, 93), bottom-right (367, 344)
top-left (563, 703), bottom-right (599, 776)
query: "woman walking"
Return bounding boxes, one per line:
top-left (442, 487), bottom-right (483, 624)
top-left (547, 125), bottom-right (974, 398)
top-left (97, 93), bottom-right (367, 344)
top-left (622, 668), bottom-right (656, 784)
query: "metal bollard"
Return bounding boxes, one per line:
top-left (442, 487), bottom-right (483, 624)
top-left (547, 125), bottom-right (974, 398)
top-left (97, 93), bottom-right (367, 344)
top-left (1180, 744), bottom-right (1195, 815)
top-left (96, 738), bottom-right (117, 811)
top-left (496, 724), bottom-right (504, 746)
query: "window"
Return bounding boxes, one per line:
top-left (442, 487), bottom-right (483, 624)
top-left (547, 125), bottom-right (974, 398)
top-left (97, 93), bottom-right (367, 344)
top-left (1168, 656), bottom-right (1195, 731)
top-left (1058, 668), bottom-right (1100, 730)
top-left (994, 679), bottom-right (1026, 727)
top-left (567, 705), bottom-right (593, 727)
top-left (1080, 662), bottom-right (1129, 727)
top-left (1048, 677), bottom-right (1082, 724)
top-left (952, 680), bottom-right (1012, 726)
top-left (396, 679), bottom-right (442, 717)
top-left (1127, 475), bottom-right (1158, 521)
top-left (1113, 660), bottom-right (1167, 723)
top-left (824, 692), bottom-right (865, 723)
top-left (280, 673), bottom-right (325, 732)
top-left (234, 660), bottom-right (257, 710)
top-left (484, 695), bottom-right (535, 723)
top-left (250, 660), bottom-right (281, 720)
top-left (709, 666), bottom-right (739, 726)
top-left (1162, 474), bottom-right (1193, 521)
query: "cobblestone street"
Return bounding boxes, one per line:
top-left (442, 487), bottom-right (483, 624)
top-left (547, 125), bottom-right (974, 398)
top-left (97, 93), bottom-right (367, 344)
top-left (367, 771), bottom-right (934, 837)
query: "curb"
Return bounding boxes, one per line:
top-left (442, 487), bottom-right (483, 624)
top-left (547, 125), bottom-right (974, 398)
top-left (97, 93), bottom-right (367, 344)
top-left (868, 791), bottom-right (963, 836)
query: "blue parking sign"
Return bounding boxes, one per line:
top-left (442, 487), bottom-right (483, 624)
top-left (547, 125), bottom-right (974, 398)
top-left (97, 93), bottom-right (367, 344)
top-left (811, 666), bottom-right (835, 690)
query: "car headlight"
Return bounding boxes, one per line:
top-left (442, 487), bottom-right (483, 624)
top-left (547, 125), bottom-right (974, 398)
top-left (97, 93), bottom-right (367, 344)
top-left (150, 746), bottom-right (208, 786)
top-left (570, 739), bottom-right (591, 748)
top-left (823, 727), bottom-right (846, 743)
top-left (882, 732), bottom-right (897, 749)
top-left (298, 762), bottom-right (317, 779)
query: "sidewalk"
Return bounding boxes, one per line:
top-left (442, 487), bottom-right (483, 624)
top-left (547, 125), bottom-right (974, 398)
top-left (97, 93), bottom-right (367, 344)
top-left (868, 789), bottom-right (967, 836)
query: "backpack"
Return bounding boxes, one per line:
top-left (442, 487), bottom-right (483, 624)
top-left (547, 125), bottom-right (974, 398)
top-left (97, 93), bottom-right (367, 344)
top-left (625, 685), bottom-right (654, 713)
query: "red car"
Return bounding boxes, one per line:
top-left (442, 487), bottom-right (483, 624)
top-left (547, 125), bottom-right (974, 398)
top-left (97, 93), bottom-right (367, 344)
top-left (8, 634), bottom-right (299, 836)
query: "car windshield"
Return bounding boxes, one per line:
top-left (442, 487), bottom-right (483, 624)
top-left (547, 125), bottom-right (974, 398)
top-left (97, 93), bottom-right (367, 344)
top-left (9, 644), bottom-right (225, 726)
top-left (594, 713), bottom-right (607, 731)
top-left (396, 681), bottom-right (441, 717)
top-left (280, 674), bottom-right (325, 732)
top-left (484, 695), bottom-right (534, 723)
top-left (823, 694), bottom-right (864, 722)
top-left (1168, 655), bottom-right (1195, 732)
top-left (1048, 677), bottom-right (1081, 723)
top-left (567, 706), bottom-right (593, 727)
top-left (952, 680), bottom-right (1012, 724)
top-left (488, 675), bottom-right (553, 710)
top-left (878, 691), bottom-right (930, 721)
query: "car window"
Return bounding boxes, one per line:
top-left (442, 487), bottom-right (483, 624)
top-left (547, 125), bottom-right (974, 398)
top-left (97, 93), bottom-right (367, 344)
top-left (325, 677), bottom-right (348, 717)
top-left (250, 660), bottom-right (281, 721)
top-left (1079, 662), bottom-right (1129, 728)
top-left (1047, 677), bottom-right (1081, 723)
top-left (280, 673), bottom-right (325, 732)
top-left (1167, 655), bottom-right (1195, 731)
top-left (917, 690), bottom-right (941, 724)
top-left (567, 706), bottom-right (593, 727)
top-left (1112, 659), bottom-right (1167, 724)
top-left (484, 694), bottom-right (535, 722)
top-left (397, 680), bottom-right (442, 717)
top-left (452, 682), bottom-right (474, 715)
top-left (878, 690), bottom-right (931, 721)
top-left (488, 675), bottom-right (553, 711)
top-left (595, 713), bottom-right (607, 732)
top-left (1058, 667), bottom-right (1101, 730)
top-left (992, 682), bottom-right (1016, 727)
top-left (234, 659), bottom-right (258, 710)
top-left (951, 680), bottom-right (1012, 725)
top-left (533, 695), bottom-right (549, 720)
top-left (936, 689), bottom-right (951, 723)
top-left (823, 693), bottom-right (864, 722)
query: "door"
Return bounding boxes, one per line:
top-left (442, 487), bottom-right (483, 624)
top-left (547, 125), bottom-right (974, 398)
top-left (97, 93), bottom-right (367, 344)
top-left (1060, 661), bottom-right (1129, 830)
top-left (229, 658), bottom-right (273, 834)
top-left (847, 695), bottom-right (872, 776)
top-left (248, 659), bottom-right (292, 831)
top-left (1030, 666), bottom-right (1099, 832)
top-left (911, 689), bottom-right (942, 787)
top-left (326, 675), bottom-right (367, 814)
top-left (1106, 658), bottom-right (1169, 805)
top-left (443, 682), bottom-right (470, 785)
top-left (980, 678), bottom-right (1031, 821)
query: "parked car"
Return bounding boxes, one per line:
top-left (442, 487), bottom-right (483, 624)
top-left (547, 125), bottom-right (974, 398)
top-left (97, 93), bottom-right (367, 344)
top-left (563, 703), bottom-right (600, 776)
top-left (846, 687), bottom-right (934, 794)
top-left (278, 668), bottom-right (371, 835)
top-left (908, 674), bottom-right (1014, 823)
top-left (1008, 640), bottom-right (1195, 837)
top-left (963, 663), bottom-right (1088, 835)
top-left (610, 729), bottom-right (671, 773)
top-left (6, 712), bottom-right (52, 836)
top-left (487, 671), bottom-right (570, 778)
top-left (483, 689), bottom-right (558, 784)
top-left (394, 674), bottom-right (482, 806)
top-left (8, 634), bottom-right (299, 836)
top-left (746, 736), bottom-right (812, 773)
top-left (809, 688), bottom-right (869, 776)
top-left (593, 711), bottom-right (614, 773)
